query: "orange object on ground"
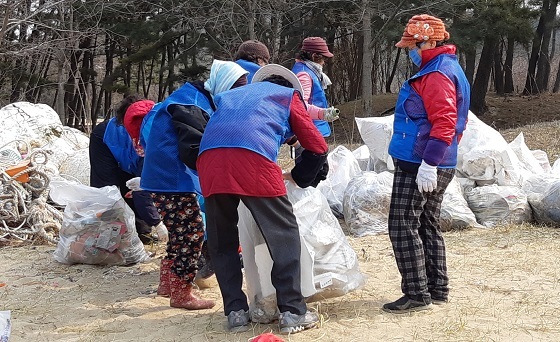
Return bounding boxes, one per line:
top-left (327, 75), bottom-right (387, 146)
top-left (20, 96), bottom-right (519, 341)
top-left (5, 160), bottom-right (30, 183)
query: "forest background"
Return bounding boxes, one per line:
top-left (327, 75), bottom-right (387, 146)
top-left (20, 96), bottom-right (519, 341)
top-left (1, 0), bottom-right (559, 134)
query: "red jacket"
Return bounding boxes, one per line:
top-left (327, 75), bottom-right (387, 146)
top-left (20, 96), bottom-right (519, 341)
top-left (411, 45), bottom-right (460, 146)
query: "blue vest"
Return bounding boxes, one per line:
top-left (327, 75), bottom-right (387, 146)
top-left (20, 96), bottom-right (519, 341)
top-left (140, 102), bottom-right (162, 149)
top-left (236, 59), bottom-right (260, 84)
top-left (103, 117), bottom-right (141, 176)
top-left (141, 83), bottom-right (214, 193)
top-left (388, 53), bottom-right (470, 168)
top-left (292, 61), bottom-right (331, 137)
top-left (199, 82), bottom-right (294, 162)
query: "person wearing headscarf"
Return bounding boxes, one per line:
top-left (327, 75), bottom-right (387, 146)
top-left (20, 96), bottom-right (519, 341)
top-left (125, 60), bottom-right (248, 310)
top-left (197, 64), bottom-right (327, 334)
top-left (383, 14), bottom-right (470, 313)
top-left (234, 40), bottom-right (271, 83)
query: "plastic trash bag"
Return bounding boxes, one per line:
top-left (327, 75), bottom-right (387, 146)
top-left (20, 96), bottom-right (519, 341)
top-left (343, 171), bottom-right (393, 236)
top-left (440, 177), bottom-right (482, 231)
top-left (317, 146), bottom-right (362, 218)
top-left (465, 185), bottom-right (532, 228)
top-left (355, 116), bottom-right (395, 172)
top-left (528, 179), bottom-right (560, 225)
top-left (531, 149), bottom-right (551, 173)
top-left (49, 178), bottom-right (150, 265)
top-left (509, 133), bottom-right (544, 175)
top-left (352, 145), bottom-right (373, 171)
top-left (239, 182), bottom-right (366, 323)
top-left (0, 311), bottom-right (10, 342)
top-left (457, 112), bottom-right (526, 186)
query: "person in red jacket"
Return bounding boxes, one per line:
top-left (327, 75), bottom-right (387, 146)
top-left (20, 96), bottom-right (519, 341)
top-left (197, 64), bottom-right (327, 334)
top-left (383, 14), bottom-right (470, 313)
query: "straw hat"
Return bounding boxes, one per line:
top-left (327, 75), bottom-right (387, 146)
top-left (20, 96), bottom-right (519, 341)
top-left (252, 64), bottom-right (304, 95)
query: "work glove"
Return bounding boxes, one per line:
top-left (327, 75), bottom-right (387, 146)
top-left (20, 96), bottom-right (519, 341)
top-left (416, 160), bottom-right (438, 193)
top-left (125, 177), bottom-right (142, 192)
top-left (154, 221), bottom-right (169, 243)
top-left (323, 106), bottom-right (340, 122)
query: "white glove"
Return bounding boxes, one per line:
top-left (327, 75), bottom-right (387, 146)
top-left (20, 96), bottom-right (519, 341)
top-left (154, 222), bottom-right (169, 243)
top-left (125, 177), bottom-right (142, 192)
top-left (323, 106), bottom-right (340, 122)
top-left (416, 160), bottom-right (438, 193)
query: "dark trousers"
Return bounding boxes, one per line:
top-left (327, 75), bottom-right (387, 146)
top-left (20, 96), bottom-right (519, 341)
top-left (388, 166), bottom-right (455, 301)
top-left (205, 194), bottom-right (307, 316)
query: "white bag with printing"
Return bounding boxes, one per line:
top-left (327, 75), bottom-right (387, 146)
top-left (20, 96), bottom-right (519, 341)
top-left (239, 182), bottom-right (365, 323)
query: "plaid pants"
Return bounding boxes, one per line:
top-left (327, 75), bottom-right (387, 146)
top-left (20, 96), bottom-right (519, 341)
top-left (388, 166), bottom-right (455, 300)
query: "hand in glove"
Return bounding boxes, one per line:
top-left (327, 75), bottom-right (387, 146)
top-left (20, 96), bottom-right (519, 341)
top-left (416, 160), bottom-right (438, 193)
top-left (125, 177), bottom-right (142, 192)
top-left (154, 221), bottom-right (169, 243)
top-left (323, 106), bottom-right (340, 122)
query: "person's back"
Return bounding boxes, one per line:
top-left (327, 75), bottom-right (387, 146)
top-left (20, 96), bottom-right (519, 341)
top-left (198, 64), bottom-right (327, 334)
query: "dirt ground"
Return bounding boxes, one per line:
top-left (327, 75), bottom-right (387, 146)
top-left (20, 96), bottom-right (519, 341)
top-left (2, 93), bottom-right (560, 341)
top-left (1, 224), bottom-right (559, 342)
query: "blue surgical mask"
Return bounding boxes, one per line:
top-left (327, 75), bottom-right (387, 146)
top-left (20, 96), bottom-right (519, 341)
top-left (409, 48), bottom-right (422, 67)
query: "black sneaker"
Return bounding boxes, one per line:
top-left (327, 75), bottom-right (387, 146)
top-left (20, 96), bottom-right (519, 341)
top-left (382, 295), bottom-right (432, 314)
top-left (278, 310), bottom-right (319, 334)
top-left (431, 296), bottom-right (448, 305)
top-left (227, 309), bottom-right (250, 333)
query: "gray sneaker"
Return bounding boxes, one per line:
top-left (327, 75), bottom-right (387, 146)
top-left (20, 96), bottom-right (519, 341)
top-left (278, 310), bottom-right (319, 334)
top-left (227, 309), bottom-right (250, 333)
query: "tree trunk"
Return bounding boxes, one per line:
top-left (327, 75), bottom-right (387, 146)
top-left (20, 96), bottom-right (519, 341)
top-left (470, 37), bottom-right (496, 115)
top-left (103, 36), bottom-right (115, 118)
top-left (493, 40), bottom-right (504, 95)
top-left (247, 0), bottom-right (257, 40)
top-left (523, 0), bottom-right (549, 94)
top-left (158, 51), bottom-right (166, 101)
top-left (553, 58), bottom-right (560, 92)
top-left (385, 48), bottom-right (401, 93)
top-left (535, 0), bottom-right (558, 92)
top-left (504, 36), bottom-right (515, 93)
top-left (55, 50), bottom-right (66, 123)
top-left (464, 47), bottom-right (476, 85)
top-left (361, 0), bottom-right (373, 116)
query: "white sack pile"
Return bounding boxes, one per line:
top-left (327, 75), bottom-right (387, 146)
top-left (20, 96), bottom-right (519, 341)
top-left (0, 102), bottom-right (90, 185)
top-left (336, 111), bottom-right (560, 235)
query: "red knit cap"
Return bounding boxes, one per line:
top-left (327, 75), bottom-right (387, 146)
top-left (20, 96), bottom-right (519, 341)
top-left (395, 14), bottom-right (450, 48)
top-left (123, 99), bottom-right (155, 146)
top-left (301, 37), bottom-right (334, 58)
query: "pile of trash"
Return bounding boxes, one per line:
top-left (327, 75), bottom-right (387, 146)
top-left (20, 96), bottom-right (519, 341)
top-left (0, 102), bottom-right (90, 243)
top-left (316, 112), bottom-right (560, 236)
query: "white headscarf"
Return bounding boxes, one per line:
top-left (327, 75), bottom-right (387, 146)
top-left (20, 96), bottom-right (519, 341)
top-left (204, 60), bottom-right (249, 96)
